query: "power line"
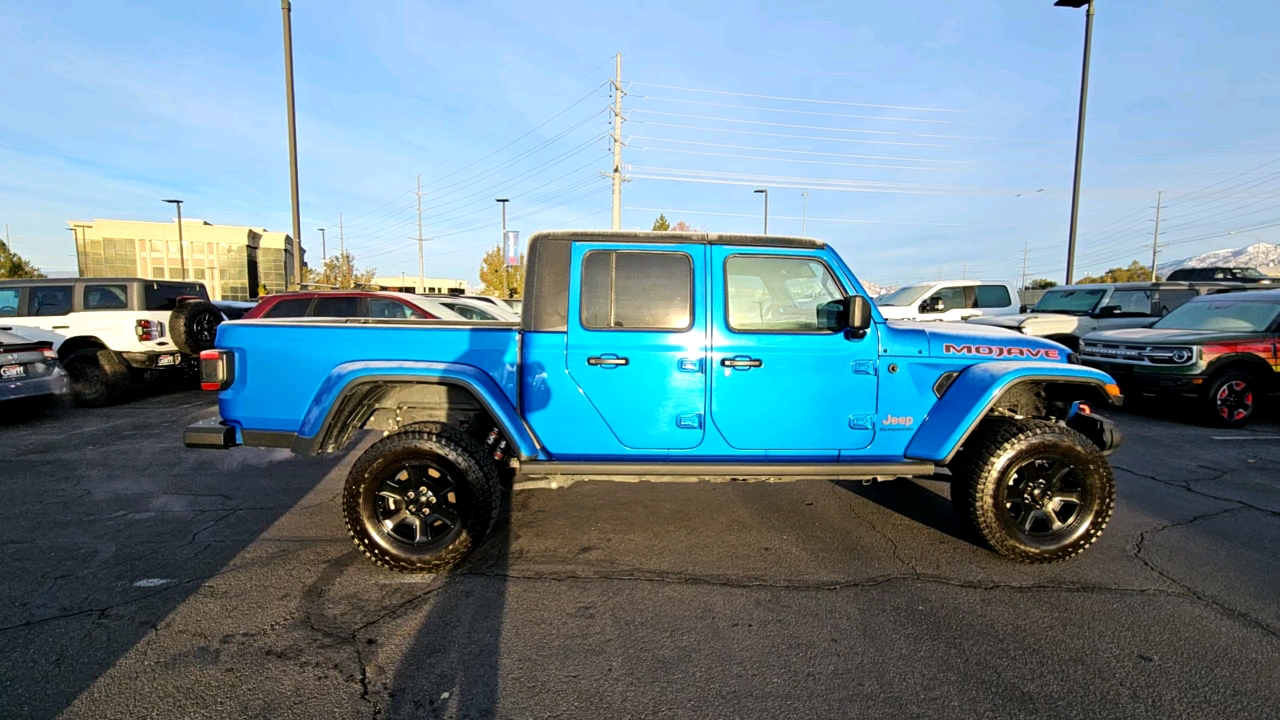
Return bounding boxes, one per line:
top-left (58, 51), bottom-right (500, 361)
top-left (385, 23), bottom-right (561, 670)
top-left (635, 94), bottom-right (956, 125)
top-left (629, 81), bottom-right (1009, 114)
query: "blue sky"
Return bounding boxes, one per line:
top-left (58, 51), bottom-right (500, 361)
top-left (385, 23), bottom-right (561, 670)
top-left (2, 0), bottom-right (1277, 287)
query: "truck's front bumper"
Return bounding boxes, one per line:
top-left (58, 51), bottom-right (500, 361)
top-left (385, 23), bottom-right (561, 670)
top-left (184, 416), bottom-right (238, 449)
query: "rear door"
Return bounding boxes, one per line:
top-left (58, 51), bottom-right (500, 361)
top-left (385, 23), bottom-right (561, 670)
top-left (709, 247), bottom-right (879, 453)
top-left (564, 242), bottom-right (707, 450)
top-left (20, 284), bottom-right (75, 334)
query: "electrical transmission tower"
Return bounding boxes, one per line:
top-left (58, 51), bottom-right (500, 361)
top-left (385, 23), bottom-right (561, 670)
top-left (411, 174), bottom-right (430, 292)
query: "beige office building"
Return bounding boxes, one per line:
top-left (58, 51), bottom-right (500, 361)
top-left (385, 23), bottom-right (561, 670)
top-left (372, 276), bottom-right (469, 294)
top-left (68, 218), bottom-right (301, 300)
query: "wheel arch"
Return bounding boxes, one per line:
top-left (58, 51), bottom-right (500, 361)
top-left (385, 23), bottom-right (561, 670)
top-left (57, 336), bottom-right (108, 361)
top-left (1204, 354), bottom-right (1276, 391)
top-left (904, 361), bottom-right (1118, 465)
top-left (291, 361), bottom-right (541, 460)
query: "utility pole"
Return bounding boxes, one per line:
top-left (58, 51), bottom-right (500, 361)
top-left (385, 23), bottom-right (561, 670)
top-left (496, 198), bottom-right (509, 298)
top-left (338, 213), bottom-right (345, 285)
top-left (961, 261), bottom-right (969, 280)
top-left (281, 0), bottom-right (303, 289)
top-left (1060, 0), bottom-right (1096, 285)
top-left (609, 53), bottom-right (625, 230)
top-left (162, 199), bottom-right (186, 280)
top-left (1150, 190), bottom-right (1164, 281)
top-left (413, 174), bottom-right (426, 293)
top-left (1020, 241), bottom-right (1030, 290)
top-left (801, 191), bottom-right (810, 236)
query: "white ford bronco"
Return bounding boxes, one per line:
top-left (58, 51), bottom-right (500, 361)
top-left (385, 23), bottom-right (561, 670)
top-left (0, 278), bottom-right (224, 405)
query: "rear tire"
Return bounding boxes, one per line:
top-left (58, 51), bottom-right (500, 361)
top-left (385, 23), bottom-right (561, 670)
top-left (64, 348), bottom-right (129, 407)
top-left (949, 418), bottom-right (1114, 563)
top-left (1203, 370), bottom-right (1259, 428)
top-left (169, 300), bottom-right (223, 354)
top-left (343, 423), bottom-right (502, 573)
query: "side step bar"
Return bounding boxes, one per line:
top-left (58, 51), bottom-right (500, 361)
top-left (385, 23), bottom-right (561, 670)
top-left (516, 460), bottom-right (935, 484)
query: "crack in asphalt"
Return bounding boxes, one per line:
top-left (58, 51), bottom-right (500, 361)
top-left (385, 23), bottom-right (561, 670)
top-left (828, 482), bottom-right (919, 577)
top-left (1115, 465), bottom-right (1280, 519)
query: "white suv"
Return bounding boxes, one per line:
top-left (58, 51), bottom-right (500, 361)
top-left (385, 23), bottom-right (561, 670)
top-left (0, 278), bottom-right (224, 406)
top-left (875, 280), bottom-right (1020, 322)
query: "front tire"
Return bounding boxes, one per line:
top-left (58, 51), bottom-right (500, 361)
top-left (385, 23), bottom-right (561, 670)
top-left (1203, 371), bottom-right (1258, 428)
top-left (343, 423), bottom-right (501, 573)
top-left (949, 418), bottom-right (1114, 563)
top-left (63, 348), bottom-right (130, 407)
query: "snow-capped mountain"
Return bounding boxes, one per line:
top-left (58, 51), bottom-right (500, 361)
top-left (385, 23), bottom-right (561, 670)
top-left (1158, 242), bottom-right (1280, 276)
top-left (861, 281), bottom-right (894, 297)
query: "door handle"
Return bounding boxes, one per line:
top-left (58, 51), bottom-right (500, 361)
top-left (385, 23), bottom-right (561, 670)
top-left (587, 355), bottom-right (629, 367)
top-left (721, 356), bottom-right (763, 369)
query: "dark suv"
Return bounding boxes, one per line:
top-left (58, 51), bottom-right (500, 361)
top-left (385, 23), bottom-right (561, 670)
top-left (1166, 267), bottom-right (1276, 285)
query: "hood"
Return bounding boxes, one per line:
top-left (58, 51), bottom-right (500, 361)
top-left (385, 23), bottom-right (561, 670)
top-left (909, 321), bottom-right (1070, 362)
top-left (968, 312), bottom-right (1081, 333)
top-left (877, 305), bottom-right (920, 320)
top-left (1083, 327), bottom-right (1262, 345)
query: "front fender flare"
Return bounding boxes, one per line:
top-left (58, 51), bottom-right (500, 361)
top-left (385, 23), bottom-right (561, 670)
top-left (292, 360), bottom-right (541, 459)
top-left (903, 361), bottom-right (1117, 465)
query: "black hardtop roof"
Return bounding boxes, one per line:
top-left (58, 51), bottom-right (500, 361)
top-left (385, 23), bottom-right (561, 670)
top-left (0, 277), bottom-right (202, 286)
top-left (527, 229), bottom-right (825, 250)
top-left (1186, 288), bottom-right (1280, 303)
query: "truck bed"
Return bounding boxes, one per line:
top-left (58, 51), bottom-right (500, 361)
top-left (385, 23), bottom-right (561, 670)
top-left (215, 318), bottom-right (519, 434)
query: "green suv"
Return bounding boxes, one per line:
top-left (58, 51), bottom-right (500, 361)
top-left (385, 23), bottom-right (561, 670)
top-left (1078, 290), bottom-right (1280, 427)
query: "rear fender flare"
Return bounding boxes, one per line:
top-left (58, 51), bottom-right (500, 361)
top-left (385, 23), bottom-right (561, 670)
top-left (292, 360), bottom-right (541, 459)
top-left (903, 361), bottom-right (1117, 464)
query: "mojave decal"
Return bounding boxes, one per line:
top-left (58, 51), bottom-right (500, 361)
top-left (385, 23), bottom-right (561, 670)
top-left (943, 343), bottom-right (1061, 360)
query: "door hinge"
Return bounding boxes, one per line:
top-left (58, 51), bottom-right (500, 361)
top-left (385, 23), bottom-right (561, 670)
top-left (676, 413), bottom-right (703, 429)
top-left (852, 360), bottom-right (877, 375)
top-left (848, 414), bottom-right (875, 430)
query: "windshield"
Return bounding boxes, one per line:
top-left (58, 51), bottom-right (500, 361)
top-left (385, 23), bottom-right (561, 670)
top-left (1229, 267), bottom-right (1266, 279)
top-left (875, 284), bottom-right (931, 307)
top-left (1153, 300), bottom-right (1280, 332)
top-left (1033, 288), bottom-right (1107, 315)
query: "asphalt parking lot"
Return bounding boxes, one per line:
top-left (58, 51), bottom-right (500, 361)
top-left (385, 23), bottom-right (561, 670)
top-left (3, 391), bottom-right (1279, 719)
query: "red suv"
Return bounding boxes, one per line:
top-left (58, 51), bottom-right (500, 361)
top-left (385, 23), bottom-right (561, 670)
top-left (241, 291), bottom-right (462, 320)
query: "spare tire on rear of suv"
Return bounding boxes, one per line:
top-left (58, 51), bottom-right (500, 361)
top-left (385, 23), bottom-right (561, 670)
top-left (169, 300), bottom-right (223, 354)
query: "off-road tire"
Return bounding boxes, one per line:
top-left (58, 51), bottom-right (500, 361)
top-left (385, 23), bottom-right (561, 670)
top-left (64, 348), bottom-right (130, 407)
top-left (343, 423), bottom-right (502, 573)
top-left (949, 418), bottom-right (1114, 563)
top-left (1202, 370), bottom-right (1259, 428)
top-left (169, 300), bottom-right (223, 354)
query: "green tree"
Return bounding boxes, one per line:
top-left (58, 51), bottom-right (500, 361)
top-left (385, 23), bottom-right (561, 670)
top-left (477, 246), bottom-right (525, 298)
top-left (0, 239), bottom-right (45, 279)
top-left (1079, 261), bottom-right (1155, 284)
top-left (302, 250), bottom-right (376, 289)
top-left (1027, 278), bottom-right (1058, 290)
top-left (651, 214), bottom-right (670, 231)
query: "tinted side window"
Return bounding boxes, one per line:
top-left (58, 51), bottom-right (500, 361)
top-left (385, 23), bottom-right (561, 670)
top-left (726, 255), bottom-right (844, 332)
top-left (368, 298), bottom-right (422, 319)
top-left (145, 282), bottom-right (209, 311)
top-left (262, 298), bottom-right (312, 318)
top-left (581, 251), bottom-right (692, 331)
top-left (312, 296), bottom-right (362, 318)
top-left (84, 284), bottom-right (129, 311)
top-left (0, 289), bottom-right (19, 317)
top-left (27, 286), bottom-right (73, 316)
top-left (1156, 289), bottom-right (1196, 315)
top-left (975, 285), bottom-right (1012, 308)
top-left (1108, 289), bottom-right (1155, 315)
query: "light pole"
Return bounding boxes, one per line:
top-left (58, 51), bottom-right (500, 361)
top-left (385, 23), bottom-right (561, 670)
top-left (754, 188), bottom-right (768, 235)
top-left (281, 0), bottom-right (303, 289)
top-left (162, 199), bottom-right (186, 281)
top-left (801, 191), bottom-right (810, 236)
top-left (496, 198), bottom-right (509, 298)
top-left (317, 228), bottom-right (327, 261)
top-left (1056, 0), bottom-right (1094, 285)
top-left (1229, 231), bottom-right (1264, 245)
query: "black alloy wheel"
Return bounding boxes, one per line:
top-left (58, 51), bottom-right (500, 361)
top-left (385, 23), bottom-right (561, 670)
top-left (374, 461), bottom-right (465, 550)
top-left (191, 310), bottom-right (220, 348)
top-left (1206, 372), bottom-right (1256, 428)
top-left (1000, 456), bottom-right (1088, 538)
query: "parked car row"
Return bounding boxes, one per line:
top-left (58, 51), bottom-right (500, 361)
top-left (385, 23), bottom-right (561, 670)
top-left (0, 277), bottom-right (520, 411)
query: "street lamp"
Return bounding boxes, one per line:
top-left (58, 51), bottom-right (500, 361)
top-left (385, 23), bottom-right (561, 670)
top-left (801, 191), bottom-right (810, 236)
top-left (1055, 0), bottom-right (1095, 285)
top-left (162, 199), bottom-right (186, 281)
top-left (317, 228), bottom-right (327, 260)
top-left (1229, 231), bottom-right (1264, 244)
top-left (496, 199), bottom-right (510, 298)
top-left (754, 188), bottom-right (769, 235)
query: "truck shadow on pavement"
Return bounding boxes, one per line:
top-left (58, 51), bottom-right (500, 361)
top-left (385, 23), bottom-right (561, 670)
top-left (0, 393), bottom-right (346, 720)
top-left (833, 477), bottom-right (980, 547)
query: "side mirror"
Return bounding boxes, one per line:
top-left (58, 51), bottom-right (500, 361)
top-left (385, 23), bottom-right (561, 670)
top-left (846, 295), bottom-right (872, 338)
top-left (920, 296), bottom-right (945, 313)
top-left (1094, 304), bottom-right (1120, 317)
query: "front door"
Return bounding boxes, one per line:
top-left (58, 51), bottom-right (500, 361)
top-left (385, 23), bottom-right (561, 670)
top-left (709, 248), bottom-right (879, 452)
top-left (564, 243), bottom-right (707, 450)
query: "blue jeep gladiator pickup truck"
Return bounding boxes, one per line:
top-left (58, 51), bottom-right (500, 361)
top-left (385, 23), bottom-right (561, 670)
top-left (186, 231), bottom-right (1123, 571)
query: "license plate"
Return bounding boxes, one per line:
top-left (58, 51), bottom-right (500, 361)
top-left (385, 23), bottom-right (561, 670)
top-left (157, 354), bottom-right (179, 367)
top-left (1, 364), bottom-right (25, 379)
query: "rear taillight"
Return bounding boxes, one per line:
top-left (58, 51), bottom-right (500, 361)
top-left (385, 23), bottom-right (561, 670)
top-left (136, 319), bottom-right (157, 341)
top-left (199, 349), bottom-right (235, 391)
top-left (42, 349), bottom-right (58, 360)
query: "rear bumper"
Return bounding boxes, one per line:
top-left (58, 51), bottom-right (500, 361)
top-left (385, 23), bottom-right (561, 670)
top-left (0, 368), bottom-right (71, 402)
top-left (184, 416), bottom-right (239, 449)
top-left (121, 351), bottom-right (193, 370)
